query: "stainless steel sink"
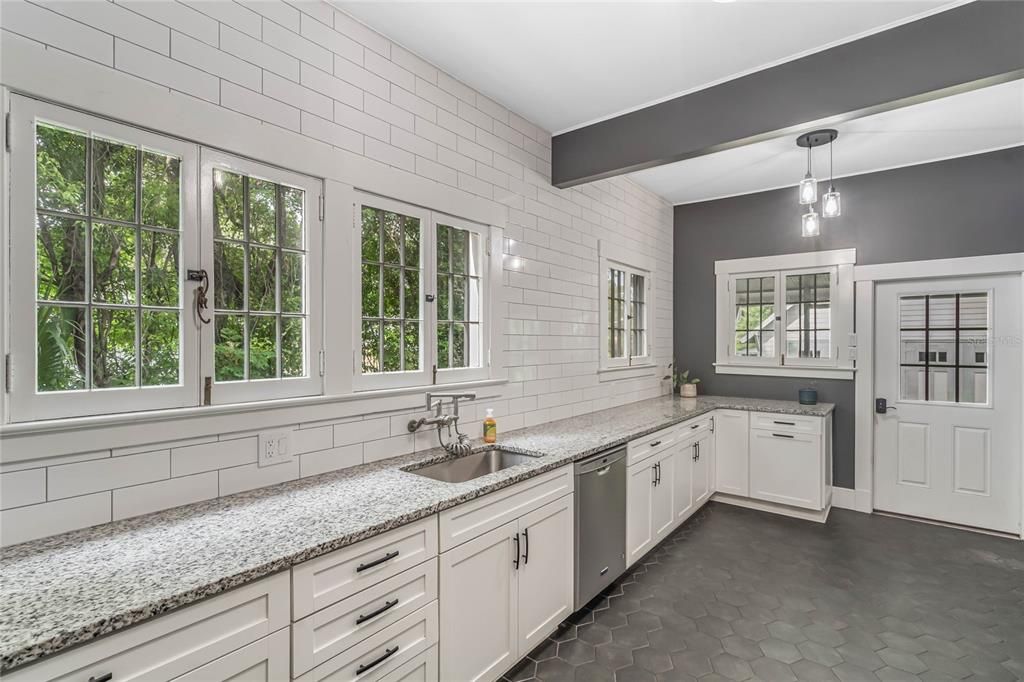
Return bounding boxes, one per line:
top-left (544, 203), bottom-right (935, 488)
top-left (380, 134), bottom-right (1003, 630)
top-left (408, 448), bottom-right (539, 483)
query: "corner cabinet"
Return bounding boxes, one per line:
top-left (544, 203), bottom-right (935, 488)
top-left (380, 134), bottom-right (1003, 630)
top-left (714, 410), bottom-right (749, 497)
top-left (437, 467), bottom-right (574, 682)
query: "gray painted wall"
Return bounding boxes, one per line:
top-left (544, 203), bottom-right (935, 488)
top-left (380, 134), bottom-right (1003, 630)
top-left (673, 146), bottom-right (1024, 488)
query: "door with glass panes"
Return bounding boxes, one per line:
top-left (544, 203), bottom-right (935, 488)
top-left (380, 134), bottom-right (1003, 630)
top-left (873, 275), bottom-right (1021, 533)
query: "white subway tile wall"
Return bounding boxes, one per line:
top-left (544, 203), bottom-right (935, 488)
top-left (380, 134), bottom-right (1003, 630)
top-left (0, 0), bottom-right (672, 546)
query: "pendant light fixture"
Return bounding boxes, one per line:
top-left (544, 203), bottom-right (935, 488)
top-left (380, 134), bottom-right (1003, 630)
top-left (796, 129), bottom-right (840, 236)
top-left (822, 135), bottom-right (842, 218)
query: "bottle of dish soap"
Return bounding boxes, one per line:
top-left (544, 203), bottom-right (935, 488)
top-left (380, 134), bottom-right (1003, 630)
top-left (483, 409), bottom-right (497, 443)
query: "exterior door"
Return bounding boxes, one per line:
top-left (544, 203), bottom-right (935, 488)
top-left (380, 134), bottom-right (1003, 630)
top-left (516, 496), bottom-right (573, 655)
top-left (874, 275), bottom-right (1021, 534)
top-left (439, 521), bottom-right (518, 682)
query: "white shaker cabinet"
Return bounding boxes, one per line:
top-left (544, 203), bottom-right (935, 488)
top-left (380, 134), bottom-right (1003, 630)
top-left (714, 410), bottom-right (750, 497)
top-left (747, 412), bottom-right (832, 513)
top-left (438, 469), bottom-right (574, 682)
top-left (626, 456), bottom-right (656, 566)
top-left (691, 431), bottom-right (713, 507)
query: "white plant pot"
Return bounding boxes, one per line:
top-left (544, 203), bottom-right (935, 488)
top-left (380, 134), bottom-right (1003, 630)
top-left (680, 384), bottom-right (697, 398)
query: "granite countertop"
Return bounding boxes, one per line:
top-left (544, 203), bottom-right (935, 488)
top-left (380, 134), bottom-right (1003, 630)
top-left (0, 394), bottom-right (832, 671)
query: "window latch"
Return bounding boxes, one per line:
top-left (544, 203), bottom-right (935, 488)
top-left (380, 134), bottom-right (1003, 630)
top-left (188, 269), bottom-right (211, 325)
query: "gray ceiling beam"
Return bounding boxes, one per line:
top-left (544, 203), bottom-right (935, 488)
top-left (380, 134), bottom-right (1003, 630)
top-left (551, 1), bottom-right (1024, 189)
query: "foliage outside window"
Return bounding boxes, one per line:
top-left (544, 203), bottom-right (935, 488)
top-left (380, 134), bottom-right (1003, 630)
top-left (600, 254), bottom-right (651, 370)
top-left (734, 276), bottom-right (775, 359)
top-left (34, 122), bottom-right (182, 393)
top-left (212, 169), bottom-right (308, 383)
top-left (356, 196), bottom-right (490, 389)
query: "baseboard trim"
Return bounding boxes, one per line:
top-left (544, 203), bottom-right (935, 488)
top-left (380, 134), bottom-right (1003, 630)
top-left (711, 493), bottom-right (831, 524)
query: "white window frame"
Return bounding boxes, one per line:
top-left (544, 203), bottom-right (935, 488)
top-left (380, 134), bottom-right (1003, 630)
top-left (352, 192), bottom-right (501, 391)
top-left (7, 95), bottom-right (201, 421)
top-left (599, 244), bottom-right (654, 371)
top-left (715, 249), bottom-right (856, 380)
top-left (199, 149), bottom-right (324, 405)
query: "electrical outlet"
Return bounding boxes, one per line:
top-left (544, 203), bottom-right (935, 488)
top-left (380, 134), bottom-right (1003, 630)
top-left (259, 430), bottom-right (292, 468)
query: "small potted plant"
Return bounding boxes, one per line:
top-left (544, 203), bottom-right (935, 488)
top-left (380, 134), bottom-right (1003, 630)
top-left (675, 368), bottom-right (700, 398)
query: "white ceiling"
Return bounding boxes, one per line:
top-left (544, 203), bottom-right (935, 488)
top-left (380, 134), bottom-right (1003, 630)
top-left (340, 1), bottom-right (955, 134)
top-left (627, 79), bottom-right (1024, 205)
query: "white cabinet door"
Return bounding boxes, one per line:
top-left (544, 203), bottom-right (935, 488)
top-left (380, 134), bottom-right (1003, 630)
top-left (516, 495), bottom-right (574, 655)
top-left (749, 430), bottom-right (822, 510)
top-left (714, 410), bottom-right (749, 497)
top-left (652, 450), bottom-right (675, 541)
top-left (439, 521), bottom-right (518, 682)
top-left (673, 440), bottom-right (694, 524)
top-left (692, 433), bottom-right (712, 506)
top-left (626, 461), bottom-right (655, 567)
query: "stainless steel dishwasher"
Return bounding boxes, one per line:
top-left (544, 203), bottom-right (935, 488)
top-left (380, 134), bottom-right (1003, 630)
top-left (574, 445), bottom-right (627, 609)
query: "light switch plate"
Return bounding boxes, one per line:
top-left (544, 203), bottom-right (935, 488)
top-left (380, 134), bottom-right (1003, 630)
top-left (258, 430), bottom-right (292, 468)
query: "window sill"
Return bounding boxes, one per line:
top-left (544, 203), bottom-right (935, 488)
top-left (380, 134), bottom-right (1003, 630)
top-left (0, 378), bottom-right (509, 459)
top-left (714, 363), bottom-right (855, 381)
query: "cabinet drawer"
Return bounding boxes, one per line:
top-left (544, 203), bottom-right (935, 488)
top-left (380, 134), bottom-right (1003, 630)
top-left (172, 627), bottom-right (289, 682)
top-left (438, 466), bottom-right (572, 552)
top-left (749, 430), bottom-right (822, 510)
top-left (750, 412), bottom-right (821, 435)
top-left (5, 572), bottom-right (289, 682)
top-left (627, 425), bottom-right (682, 466)
top-left (378, 645), bottom-right (437, 682)
top-left (293, 517), bottom-right (438, 620)
top-left (295, 602), bottom-right (438, 682)
top-left (293, 561), bottom-right (438, 676)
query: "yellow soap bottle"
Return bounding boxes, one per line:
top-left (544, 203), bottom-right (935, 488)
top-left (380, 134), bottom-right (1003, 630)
top-left (483, 409), bottom-right (497, 443)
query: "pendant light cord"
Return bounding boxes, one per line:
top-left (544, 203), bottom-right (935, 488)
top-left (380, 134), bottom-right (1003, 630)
top-left (829, 139), bottom-right (834, 188)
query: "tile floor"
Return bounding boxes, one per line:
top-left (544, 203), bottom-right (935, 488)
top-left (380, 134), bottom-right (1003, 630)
top-left (502, 502), bottom-right (1024, 681)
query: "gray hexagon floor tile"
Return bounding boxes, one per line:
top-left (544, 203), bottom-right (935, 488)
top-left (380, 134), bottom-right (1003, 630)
top-left (494, 504), bottom-right (1024, 682)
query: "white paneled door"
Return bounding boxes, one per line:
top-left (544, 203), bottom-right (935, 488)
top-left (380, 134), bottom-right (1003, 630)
top-left (874, 275), bottom-right (1022, 533)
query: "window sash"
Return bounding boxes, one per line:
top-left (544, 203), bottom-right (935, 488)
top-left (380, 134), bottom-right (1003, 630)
top-left (433, 213), bottom-right (489, 384)
top-left (8, 95), bottom-right (201, 422)
top-left (199, 149), bottom-right (324, 405)
top-left (351, 194), bottom-right (492, 390)
top-left (727, 267), bottom-right (838, 368)
top-left (601, 257), bottom-right (651, 369)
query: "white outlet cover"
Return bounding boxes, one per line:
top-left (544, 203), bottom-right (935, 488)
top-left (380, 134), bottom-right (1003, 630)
top-left (259, 430), bottom-right (293, 468)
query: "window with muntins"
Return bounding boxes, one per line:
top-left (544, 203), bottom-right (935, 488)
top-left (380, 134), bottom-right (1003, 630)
top-left (784, 272), bottom-right (831, 360)
top-left (354, 193), bottom-right (494, 389)
top-left (733, 276), bottom-right (776, 359)
top-left (600, 255), bottom-right (652, 370)
top-left (899, 292), bottom-right (989, 404)
top-left (8, 96), bottom-right (323, 421)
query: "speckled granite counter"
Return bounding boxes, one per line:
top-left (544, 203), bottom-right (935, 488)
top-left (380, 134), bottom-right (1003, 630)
top-left (0, 395), bottom-right (832, 671)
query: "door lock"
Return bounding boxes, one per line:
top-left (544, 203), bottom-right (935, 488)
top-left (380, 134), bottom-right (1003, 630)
top-left (875, 398), bottom-right (897, 414)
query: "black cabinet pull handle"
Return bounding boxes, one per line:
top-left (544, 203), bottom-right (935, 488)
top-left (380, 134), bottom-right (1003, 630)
top-left (653, 462), bottom-right (658, 486)
top-left (772, 433), bottom-right (795, 439)
top-left (692, 443), bottom-right (698, 462)
top-left (89, 675), bottom-right (113, 682)
top-left (513, 532), bottom-right (520, 569)
top-left (690, 424), bottom-right (700, 430)
top-left (649, 440), bottom-right (661, 447)
top-left (773, 420), bottom-right (796, 426)
top-left (522, 527), bottom-right (530, 565)
top-left (356, 550), bottom-right (399, 572)
top-left (355, 598), bottom-right (399, 625)
top-left (695, 443), bottom-right (700, 461)
top-left (356, 645), bottom-right (399, 675)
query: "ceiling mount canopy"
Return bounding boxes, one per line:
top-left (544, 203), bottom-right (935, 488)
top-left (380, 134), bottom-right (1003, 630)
top-left (796, 129), bottom-right (839, 148)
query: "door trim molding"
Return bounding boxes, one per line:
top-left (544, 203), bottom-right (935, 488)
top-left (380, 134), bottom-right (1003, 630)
top-left (854, 253), bottom-right (1024, 538)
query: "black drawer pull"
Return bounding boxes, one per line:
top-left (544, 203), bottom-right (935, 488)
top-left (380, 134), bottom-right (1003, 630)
top-left (356, 645), bottom-right (399, 675)
top-left (356, 550), bottom-right (399, 572)
top-left (649, 440), bottom-right (662, 447)
top-left (355, 598), bottom-right (399, 625)
top-left (773, 420), bottom-right (796, 426)
top-left (772, 433), bottom-right (795, 439)
top-left (690, 424), bottom-right (700, 429)
top-left (89, 675), bottom-right (113, 682)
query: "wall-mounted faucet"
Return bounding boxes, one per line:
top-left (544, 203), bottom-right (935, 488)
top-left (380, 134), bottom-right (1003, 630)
top-left (408, 392), bottom-right (477, 456)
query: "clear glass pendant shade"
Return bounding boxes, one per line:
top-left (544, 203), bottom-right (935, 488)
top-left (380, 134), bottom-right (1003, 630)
top-left (801, 209), bottom-right (821, 237)
top-left (822, 188), bottom-right (841, 218)
top-left (798, 174), bottom-right (818, 205)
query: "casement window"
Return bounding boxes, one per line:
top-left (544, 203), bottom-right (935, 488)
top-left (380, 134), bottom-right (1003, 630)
top-left (599, 250), bottom-right (653, 370)
top-left (7, 95), bottom-right (323, 422)
top-left (715, 250), bottom-right (855, 380)
top-left (353, 193), bottom-right (498, 390)
top-left (199, 150), bottom-right (323, 404)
